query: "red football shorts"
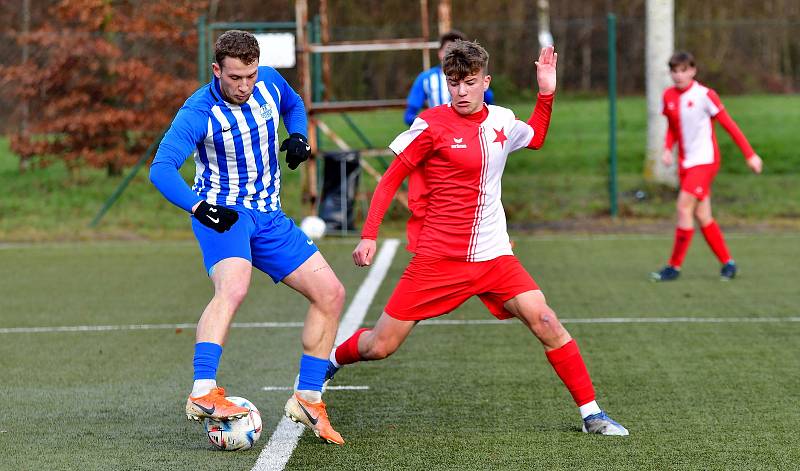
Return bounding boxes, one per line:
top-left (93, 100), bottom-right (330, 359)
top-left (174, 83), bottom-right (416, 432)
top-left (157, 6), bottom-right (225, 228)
top-left (680, 163), bottom-right (718, 200)
top-left (385, 254), bottom-right (540, 321)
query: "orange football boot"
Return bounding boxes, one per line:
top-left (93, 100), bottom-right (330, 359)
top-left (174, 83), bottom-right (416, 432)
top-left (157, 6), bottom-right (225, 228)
top-left (284, 393), bottom-right (345, 445)
top-left (185, 387), bottom-right (249, 421)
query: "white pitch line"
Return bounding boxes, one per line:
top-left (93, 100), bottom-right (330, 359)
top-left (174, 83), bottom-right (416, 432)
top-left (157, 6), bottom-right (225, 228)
top-left (0, 321), bottom-right (305, 335)
top-left (420, 316), bottom-right (800, 325)
top-left (262, 385), bottom-right (370, 392)
top-left (508, 233), bottom-right (800, 242)
top-left (252, 238), bottom-right (400, 471)
top-left (5, 315), bottom-right (800, 335)
top-left (564, 316), bottom-right (800, 324)
top-left (0, 238), bottom-right (363, 251)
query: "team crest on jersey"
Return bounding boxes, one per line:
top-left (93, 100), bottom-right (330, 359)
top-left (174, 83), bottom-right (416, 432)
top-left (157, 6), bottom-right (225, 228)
top-left (260, 104), bottom-right (273, 120)
top-left (451, 137), bottom-right (467, 149)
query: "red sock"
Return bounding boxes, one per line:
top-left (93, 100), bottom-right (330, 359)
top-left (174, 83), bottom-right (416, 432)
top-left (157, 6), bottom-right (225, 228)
top-left (701, 220), bottom-right (732, 264)
top-left (334, 328), bottom-right (370, 365)
top-left (545, 339), bottom-right (596, 407)
top-left (668, 227), bottom-right (694, 268)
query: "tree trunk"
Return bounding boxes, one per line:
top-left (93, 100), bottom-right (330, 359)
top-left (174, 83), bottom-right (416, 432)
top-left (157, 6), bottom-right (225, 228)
top-left (644, 0), bottom-right (676, 186)
top-left (537, 0), bottom-right (553, 47)
top-left (19, 0), bottom-right (31, 173)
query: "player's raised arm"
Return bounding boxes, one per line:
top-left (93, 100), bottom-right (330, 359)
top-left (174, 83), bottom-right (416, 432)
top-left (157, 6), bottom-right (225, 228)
top-left (522, 46), bottom-right (558, 150)
top-left (535, 46), bottom-right (557, 95)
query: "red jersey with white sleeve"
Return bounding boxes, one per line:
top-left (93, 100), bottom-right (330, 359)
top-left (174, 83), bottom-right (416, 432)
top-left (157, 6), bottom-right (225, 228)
top-left (662, 80), bottom-right (755, 171)
top-left (362, 93), bottom-right (553, 262)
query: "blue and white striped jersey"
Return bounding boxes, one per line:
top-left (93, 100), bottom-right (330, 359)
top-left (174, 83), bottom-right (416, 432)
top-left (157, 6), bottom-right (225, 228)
top-left (150, 66), bottom-right (306, 213)
top-left (404, 65), bottom-right (495, 125)
top-left (410, 66), bottom-right (450, 109)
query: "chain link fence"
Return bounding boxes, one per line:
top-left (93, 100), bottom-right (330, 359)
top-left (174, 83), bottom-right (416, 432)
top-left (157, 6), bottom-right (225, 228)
top-left (325, 16), bottom-right (800, 100)
top-left (2, 16), bottom-right (799, 135)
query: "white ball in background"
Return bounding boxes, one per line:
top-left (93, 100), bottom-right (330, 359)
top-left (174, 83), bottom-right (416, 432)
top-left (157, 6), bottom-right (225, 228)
top-left (300, 216), bottom-right (327, 240)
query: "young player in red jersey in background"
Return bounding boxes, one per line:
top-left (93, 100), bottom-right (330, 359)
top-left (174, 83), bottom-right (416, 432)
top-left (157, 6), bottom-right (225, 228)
top-left (651, 51), bottom-right (763, 282)
top-left (328, 41), bottom-right (629, 436)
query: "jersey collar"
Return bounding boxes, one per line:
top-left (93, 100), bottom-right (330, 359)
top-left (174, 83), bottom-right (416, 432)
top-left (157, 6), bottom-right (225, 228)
top-left (677, 80), bottom-right (696, 94)
top-left (450, 103), bottom-right (489, 123)
top-left (210, 76), bottom-right (243, 106)
top-left (210, 76), bottom-right (223, 102)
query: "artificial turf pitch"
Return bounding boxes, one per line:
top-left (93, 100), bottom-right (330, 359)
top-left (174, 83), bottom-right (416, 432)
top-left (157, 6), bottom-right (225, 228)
top-left (1, 234), bottom-right (798, 470)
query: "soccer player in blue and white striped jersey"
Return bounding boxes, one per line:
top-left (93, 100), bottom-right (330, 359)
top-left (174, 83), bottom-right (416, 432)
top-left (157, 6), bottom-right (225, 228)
top-left (150, 30), bottom-right (345, 445)
top-left (403, 30), bottom-right (494, 125)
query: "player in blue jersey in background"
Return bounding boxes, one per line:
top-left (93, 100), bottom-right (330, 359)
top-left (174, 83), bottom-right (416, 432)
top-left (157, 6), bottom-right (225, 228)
top-left (403, 30), bottom-right (494, 125)
top-left (150, 30), bottom-right (345, 445)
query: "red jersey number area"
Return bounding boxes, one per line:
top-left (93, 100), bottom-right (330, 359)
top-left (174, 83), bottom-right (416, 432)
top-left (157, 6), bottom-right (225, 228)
top-left (385, 254), bottom-right (539, 321)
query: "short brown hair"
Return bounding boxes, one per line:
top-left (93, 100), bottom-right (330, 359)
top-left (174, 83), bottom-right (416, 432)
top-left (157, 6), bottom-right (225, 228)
top-left (215, 30), bottom-right (260, 68)
top-left (442, 40), bottom-right (489, 80)
top-left (668, 51), bottom-right (695, 70)
top-left (439, 30), bottom-right (467, 49)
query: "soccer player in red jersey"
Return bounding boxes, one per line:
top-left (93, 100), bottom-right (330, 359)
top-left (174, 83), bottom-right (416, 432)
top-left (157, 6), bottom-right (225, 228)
top-left (651, 51), bottom-right (763, 282)
top-left (329, 41), bottom-right (628, 435)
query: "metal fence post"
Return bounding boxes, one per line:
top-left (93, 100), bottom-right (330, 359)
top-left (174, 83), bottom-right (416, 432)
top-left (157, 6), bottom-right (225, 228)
top-left (607, 13), bottom-right (618, 218)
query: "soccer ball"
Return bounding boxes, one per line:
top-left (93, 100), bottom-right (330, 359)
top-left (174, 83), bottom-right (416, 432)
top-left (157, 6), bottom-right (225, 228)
top-left (300, 215), bottom-right (326, 240)
top-left (204, 396), bottom-right (262, 451)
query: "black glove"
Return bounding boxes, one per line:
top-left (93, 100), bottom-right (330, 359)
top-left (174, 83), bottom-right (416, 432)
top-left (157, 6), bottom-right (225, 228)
top-left (193, 201), bottom-right (239, 233)
top-left (280, 133), bottom-right (311, 170)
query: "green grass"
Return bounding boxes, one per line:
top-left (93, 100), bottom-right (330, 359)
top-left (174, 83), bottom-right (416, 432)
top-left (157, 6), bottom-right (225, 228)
top-left (319, 94), bottom-right (800, 176)
top-left (0, 94), bottom-right (798, 241)
top-left (1, 235), bottom-right (799, 470)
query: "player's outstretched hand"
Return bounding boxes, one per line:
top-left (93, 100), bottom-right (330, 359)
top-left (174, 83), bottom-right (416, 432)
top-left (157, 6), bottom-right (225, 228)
top-left (535, 45), bottom-right (557, 95)
top-left (193, 201), bottom-right (239, 233)
top-left (280, 133), bottom-right (311, 170)
top-left (661, 148), bottom-right (674, 167)
top-left (353, 239), bottom-right (377, 267)
top-left (747, 154), bottom-right (763, 174)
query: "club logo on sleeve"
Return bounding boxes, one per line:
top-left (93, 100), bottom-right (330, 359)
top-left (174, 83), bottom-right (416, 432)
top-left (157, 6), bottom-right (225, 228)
top-left (451, 137), bottom-right (467, 149)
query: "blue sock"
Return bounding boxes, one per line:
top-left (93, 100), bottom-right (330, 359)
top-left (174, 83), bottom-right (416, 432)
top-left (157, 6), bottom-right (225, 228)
top-left (297, 354), bottom-right (328, 391)
top-left (193, 342), bottom-right (223, 381)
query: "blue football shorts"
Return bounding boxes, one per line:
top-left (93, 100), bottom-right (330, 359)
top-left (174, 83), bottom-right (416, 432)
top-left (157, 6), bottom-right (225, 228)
top-left (191, 207), bottom-right (318, 283)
